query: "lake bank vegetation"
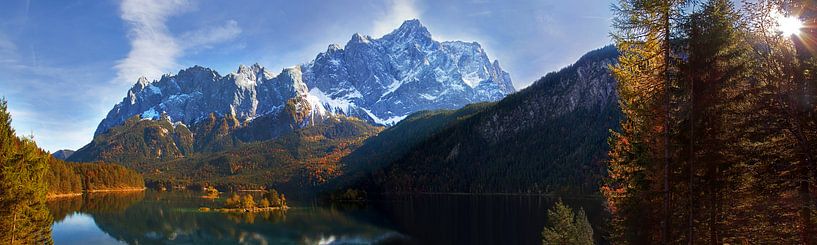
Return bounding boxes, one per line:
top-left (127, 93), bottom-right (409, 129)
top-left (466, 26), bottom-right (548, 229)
top-left (206, 188), bottom-right (289, 213)
top-left (0, 99), bottom-right (146, 244)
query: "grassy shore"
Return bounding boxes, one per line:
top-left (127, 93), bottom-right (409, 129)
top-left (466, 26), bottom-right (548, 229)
top-left (46, 187), bottom-right (146, 199)
top-left (201, 206), bottom-right (289, 213)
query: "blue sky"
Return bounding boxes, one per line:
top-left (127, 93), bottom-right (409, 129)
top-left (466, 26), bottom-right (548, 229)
top-left (0, 0), bottom-right (615, 152)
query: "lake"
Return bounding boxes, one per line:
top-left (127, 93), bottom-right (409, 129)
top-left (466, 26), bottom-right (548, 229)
top-left (48, 191), bottom-right (606, 244)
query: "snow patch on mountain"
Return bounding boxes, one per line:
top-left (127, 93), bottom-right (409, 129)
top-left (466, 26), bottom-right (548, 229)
top-left (94, 19), bottom-right (514, 136)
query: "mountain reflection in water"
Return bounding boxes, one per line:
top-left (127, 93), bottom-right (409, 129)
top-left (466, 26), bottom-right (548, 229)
top-left (47, 191), bottom-right (605, 244)
top-left (47, 191), bottom-right (406, 244)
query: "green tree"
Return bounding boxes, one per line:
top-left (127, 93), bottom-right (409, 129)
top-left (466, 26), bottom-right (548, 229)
top-left (678, 0), bottom-right (753, 243)
top-left (263, 189), bottom-right (284, 207)
top-left (0, 99), bottom-right (53, 244)
top-left (608, 0), bottom-right (816, 243)
top-left (541, 200), bottom-right (594, 245)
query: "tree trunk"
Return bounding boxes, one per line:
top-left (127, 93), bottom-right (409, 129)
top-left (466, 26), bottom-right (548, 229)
top-left (11, 206), bottom-right (18, 245)
top-left (688, 67), bottom-right (696, 245)
top-left (663, 3), bottom-right (673, 244)
top-left (709, 168), bottom-right (716, 245)
top-left (800, 177), bottom-right (812, 245)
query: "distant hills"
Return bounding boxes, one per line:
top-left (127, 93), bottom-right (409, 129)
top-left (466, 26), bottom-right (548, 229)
top-left (52, 149), bottom-right (74, 160)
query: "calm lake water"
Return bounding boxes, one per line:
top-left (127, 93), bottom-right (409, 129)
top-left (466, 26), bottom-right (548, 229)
top-left (48, 191), bottom-right (606, 245)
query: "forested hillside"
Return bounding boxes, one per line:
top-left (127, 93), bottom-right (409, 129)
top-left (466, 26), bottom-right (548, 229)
top-left (327, 102), bottom-right (494, 190)
top-left (335, 46), bottom-right (620, 194)
top-left (135, 116), bottom-right (382, 191)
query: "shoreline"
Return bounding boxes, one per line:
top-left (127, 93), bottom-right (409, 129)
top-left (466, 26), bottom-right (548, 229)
top-left (46, 187), bottom-right (146, 199)
top-left (380, 192), bottom-right (604, 199)
top-left (205, 206), bottom-right (289, 213)
top-left (46, 193), bottom-right (83, 199)
top-left (86, 187), bottom-right (146, 193)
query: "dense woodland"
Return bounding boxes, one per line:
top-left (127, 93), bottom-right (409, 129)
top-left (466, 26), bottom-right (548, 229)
top-left (604, 0), bottom-right (817, 243)
top-left (335, 46), bottom-right (620, 195)
top-left (45, 158), bottom-right (144, 195)
top-left (136, 116), bottom-right (381, 191)
top-left (0, 100), bottom-right (52, 244)
top-left (0, 99), bottom-right (144, 244)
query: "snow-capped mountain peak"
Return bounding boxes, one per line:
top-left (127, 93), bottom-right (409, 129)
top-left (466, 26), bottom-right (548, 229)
top-left (383, 19), bottom-right (432, 41)
top-left (94, 19), bottom-right (514, 136)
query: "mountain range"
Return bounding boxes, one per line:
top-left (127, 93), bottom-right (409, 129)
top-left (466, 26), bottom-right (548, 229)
top-left (68, 19), bottom-right (619, 194)
top-left (92, 19), bottom-right (513, 138)
top-left (68, 20), bottom-right (515, 188)
top-left (332, 46), bottom-right (620, 194)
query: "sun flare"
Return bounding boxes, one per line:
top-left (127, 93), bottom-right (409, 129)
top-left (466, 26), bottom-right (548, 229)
top-left (775, 12), bottom-right (803, 36)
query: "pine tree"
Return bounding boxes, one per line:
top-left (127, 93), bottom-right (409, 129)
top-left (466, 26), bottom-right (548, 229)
top-left (679, 0), bottom-right (753, 242)
top-left (0, 99), bottom-right (54, 244)
top-left (741, 0), bottom-right (817, 242)
top-left (605, 0), bottom-right (686, 243)
top-left (541, 200), bottom-right (594, 245)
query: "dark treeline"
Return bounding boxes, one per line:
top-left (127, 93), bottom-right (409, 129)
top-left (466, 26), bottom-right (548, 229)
top-left (335, 46), bottom-right (620, 195)
top-left (0, 98), bottom-right (145, 244)
top-left (604, 0), bottom-right (817, 243)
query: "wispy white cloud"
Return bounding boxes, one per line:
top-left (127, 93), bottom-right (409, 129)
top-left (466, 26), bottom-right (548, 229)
top-left (115, 0), bottom-right (187, 84)
top-left (0, 33), bottom-right (19, 64)
top-left (371, 0), bottom-right (422, 37)
top-left (115, 0), bottom-right (242, 84)
top-left (179, 19), bottom-right (242, 51)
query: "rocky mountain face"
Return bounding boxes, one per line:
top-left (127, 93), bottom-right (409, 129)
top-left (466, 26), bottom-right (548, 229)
top-left (335, 46), bottom-right (620, 194)
top-left (73, 19), bottom-right (512, 167)
top-left (93, 19), bottom-right (513, 137)
top-left (303, 19), bottom-right (514, 124)
top-left (93, 65), bottom-right (315, 137)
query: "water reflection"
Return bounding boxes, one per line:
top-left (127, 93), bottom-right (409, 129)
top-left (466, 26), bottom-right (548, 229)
top-left (52, 213), bottom-right (126, 245)
top-left (367, 194), bottom-right (607, 245)
top-left (47, 191), bottom-right (405, 244)
top-left (48, 192), bottom-right (606, 245)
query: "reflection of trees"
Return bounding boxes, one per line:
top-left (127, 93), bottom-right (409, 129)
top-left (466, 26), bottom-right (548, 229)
top-left (93, 202), bottom-right (399, 244)
top-left (222, 210), bottom-right (288, 225)
top-left (47, 191), bottom-right (145, 223)
top-left (369, 195), bottom-right (606, 244)
top-left (47, 197), bottom-right (83, 222)
top-left (49, 191), bottom-right (401, 244)
top-left (80, 191), bottom-right (145, 214)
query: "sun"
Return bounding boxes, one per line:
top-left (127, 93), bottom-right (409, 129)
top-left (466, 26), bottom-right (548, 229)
top-left (775, 12), bottom-right (803, 36)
